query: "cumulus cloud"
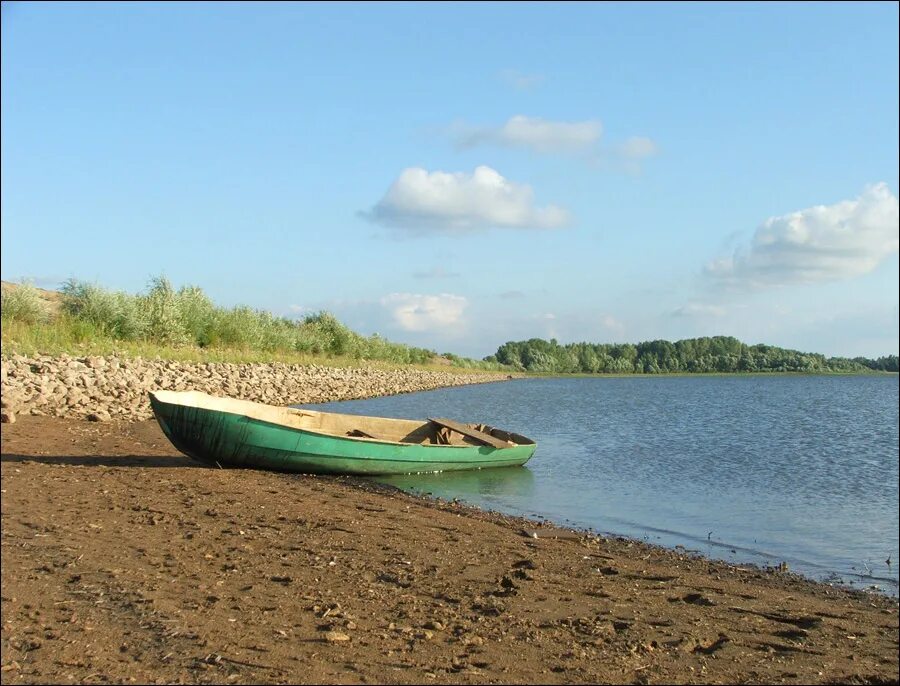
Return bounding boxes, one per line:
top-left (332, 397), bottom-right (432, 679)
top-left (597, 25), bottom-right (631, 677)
top-left (380, 293), bottom-right (467, 332)
top-left (365, 165), bottom-right (570, 234)
top-left (672, 303), bottom-right (727, 318)
top-left (453, 115), bottom-right (602, 155)
top-left (706, 183), bottom-right (899, 287)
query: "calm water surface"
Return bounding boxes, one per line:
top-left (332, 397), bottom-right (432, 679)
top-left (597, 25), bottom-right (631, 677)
top-left (304, 375), bottom-right (899, 594)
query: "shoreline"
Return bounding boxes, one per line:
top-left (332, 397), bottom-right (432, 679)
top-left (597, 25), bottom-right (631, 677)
top-left (521, 370), bottom-right (898, 378)
top-left (381, 477), bottom-right (900, 599)
top-left (2, 414), bottom-right (898, 685)
top-left (0, 353), bottom-right (515, 423)
top-left (352, 473), bottom-right (899, 598)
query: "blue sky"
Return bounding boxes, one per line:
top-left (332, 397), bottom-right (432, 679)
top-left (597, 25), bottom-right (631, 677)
top-left (2, 2), bottom-right (898, 359)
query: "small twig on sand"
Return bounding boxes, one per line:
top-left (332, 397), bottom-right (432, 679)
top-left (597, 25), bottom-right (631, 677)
top-left (221, 656), bottom-right (284, 671)
top-left (200, 653), bottom-right (285, 672)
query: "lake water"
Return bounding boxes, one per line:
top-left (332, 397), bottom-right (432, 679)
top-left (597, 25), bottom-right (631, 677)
top-left (303, 375), bottom-right (899, 595)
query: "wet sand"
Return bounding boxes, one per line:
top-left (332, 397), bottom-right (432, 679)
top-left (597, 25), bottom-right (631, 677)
top-left (1, 415), bottom-right (898, 684)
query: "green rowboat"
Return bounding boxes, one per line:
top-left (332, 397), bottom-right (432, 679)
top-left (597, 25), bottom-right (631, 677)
top-left (149, 390), bottom-right (537, 475)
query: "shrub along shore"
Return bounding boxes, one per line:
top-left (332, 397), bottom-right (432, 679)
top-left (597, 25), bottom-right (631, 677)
top-left (0, 279), bottom-right (506, 371)
top-left (0, 353), bottom-right (513, 423)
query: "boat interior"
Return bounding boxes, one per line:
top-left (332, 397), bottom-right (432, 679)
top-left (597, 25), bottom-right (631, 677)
top-left (151, 390), bottom-right (534, 448)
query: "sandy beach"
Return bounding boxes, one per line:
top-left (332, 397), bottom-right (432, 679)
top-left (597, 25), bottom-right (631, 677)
top-left (1, 411), bottom-right (898, 685)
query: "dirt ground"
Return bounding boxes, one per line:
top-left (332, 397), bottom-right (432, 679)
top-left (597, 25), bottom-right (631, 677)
top-left (1, 415), bottom-right (898, 685)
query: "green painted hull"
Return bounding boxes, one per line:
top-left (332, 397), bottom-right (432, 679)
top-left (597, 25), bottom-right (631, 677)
top-left (149, 394), bottom-right (536, 475)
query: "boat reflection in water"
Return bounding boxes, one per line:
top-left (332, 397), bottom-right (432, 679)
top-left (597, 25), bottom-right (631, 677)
top-left (369, 466), bottom-right (535, 506)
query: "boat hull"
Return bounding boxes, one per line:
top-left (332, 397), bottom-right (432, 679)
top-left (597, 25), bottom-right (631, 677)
top-left (150, 394), bottom-right (536, 475)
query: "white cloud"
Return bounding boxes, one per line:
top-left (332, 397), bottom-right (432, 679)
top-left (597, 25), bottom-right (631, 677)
top-left (454, 115), bottom-right (602, 155)
top-left (448, 116), bottom-right (659, 171)
top-left (706, 183), bottom-right (899, 287)
top-left (365, 165), bottom-right (570, 234)
top-left (380, 293), bottom-right (468, 332)
top-left (672, 303), bottom-right (727, 318)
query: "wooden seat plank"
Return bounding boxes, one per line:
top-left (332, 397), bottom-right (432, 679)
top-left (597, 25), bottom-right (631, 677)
top-left (428, 417), bottom-right (510, 449)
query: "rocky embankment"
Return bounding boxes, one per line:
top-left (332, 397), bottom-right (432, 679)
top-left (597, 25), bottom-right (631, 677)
top-left (0, 354), bottom-right (512, 423)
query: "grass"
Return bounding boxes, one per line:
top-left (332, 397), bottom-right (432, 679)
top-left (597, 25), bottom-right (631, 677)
top-left (1, 278), bottom-right (511, 374)
top-left (0, 318), bottom-right (490, 373)
top-left (0, 282), bottom-right (51, 325)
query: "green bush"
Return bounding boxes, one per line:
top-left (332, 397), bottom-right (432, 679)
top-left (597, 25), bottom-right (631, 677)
top-left (0, 283), bottom-right (50, 324)
top-left (60, 279), bottom-right (147, 340)
top-left (5, 275), bottom-right (510, 371)
top-left (302, 311), bottom-right (354, 356)
top-left (141, 277), bottom-right (190, 346)
top-left (177, 285), bottom-right (217, 346)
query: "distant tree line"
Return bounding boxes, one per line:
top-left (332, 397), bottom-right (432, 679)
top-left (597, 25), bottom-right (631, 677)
top-left (857, 355), bottom-right (900, 372)
top-left (485, 336), bottom-right (899, 374)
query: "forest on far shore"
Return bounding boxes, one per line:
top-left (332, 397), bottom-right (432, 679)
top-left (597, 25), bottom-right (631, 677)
top-left (486, 336), bottom-right (899, 374)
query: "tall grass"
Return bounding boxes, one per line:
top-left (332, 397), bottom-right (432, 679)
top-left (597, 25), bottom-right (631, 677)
top-left (0, 283), bottom-right (50, 325)
top-left (2, 277), bottom-right (509, 372)
top-left (59, 280), bottom-right (148, 339)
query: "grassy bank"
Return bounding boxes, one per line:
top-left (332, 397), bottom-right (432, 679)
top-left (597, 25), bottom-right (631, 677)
top-left (0, 279), bottom-right (508, 373)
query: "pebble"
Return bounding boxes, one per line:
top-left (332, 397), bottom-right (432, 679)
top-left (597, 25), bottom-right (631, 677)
top-left (1, 354), bottom-right (513, 422)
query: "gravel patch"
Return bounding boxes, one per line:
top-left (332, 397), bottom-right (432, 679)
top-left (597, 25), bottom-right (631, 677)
top-left (1, 354), bottom-right (512, 422)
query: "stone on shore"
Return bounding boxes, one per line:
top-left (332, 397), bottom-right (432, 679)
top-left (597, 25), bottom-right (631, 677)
top-left (0, 353), bottom-right (516, 422)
